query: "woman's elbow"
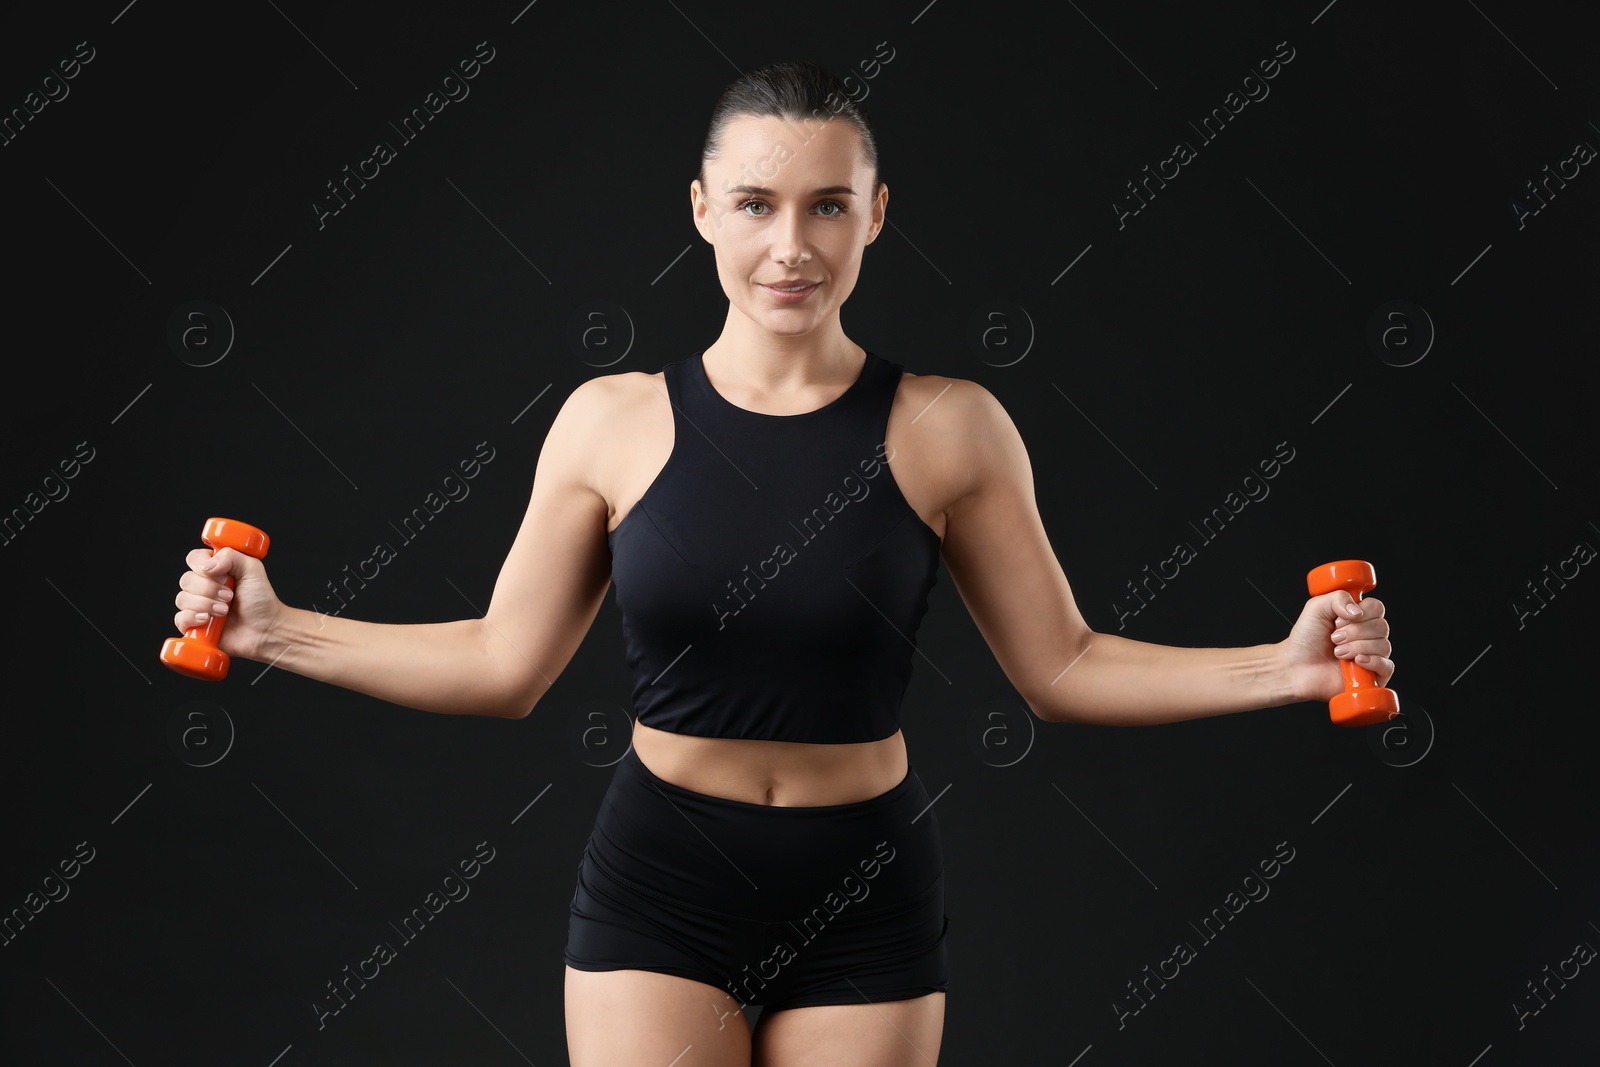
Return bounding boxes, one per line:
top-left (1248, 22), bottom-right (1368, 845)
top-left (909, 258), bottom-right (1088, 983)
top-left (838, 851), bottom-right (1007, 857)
top-left (1027, 628), bottom-right (1097, 724)
top-left (1026, 692), bottom-right (1078, 725)
top-left (499, 694), bottom-right (536, 719)
top-left (494, 679), bottom-right (543, 719)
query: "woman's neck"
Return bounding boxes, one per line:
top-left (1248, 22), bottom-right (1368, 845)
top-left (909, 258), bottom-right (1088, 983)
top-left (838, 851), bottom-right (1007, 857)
top-left (702, 311), bottom-right (860, 392)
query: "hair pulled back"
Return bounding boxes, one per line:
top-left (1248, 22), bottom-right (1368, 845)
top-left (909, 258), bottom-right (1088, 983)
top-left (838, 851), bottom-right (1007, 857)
top-left (697, 61), bottom-right (881, 198)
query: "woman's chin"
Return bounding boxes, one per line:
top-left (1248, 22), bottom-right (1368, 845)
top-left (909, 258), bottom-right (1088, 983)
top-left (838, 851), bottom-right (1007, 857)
top-left (736, 306), bottom-right (824, 334)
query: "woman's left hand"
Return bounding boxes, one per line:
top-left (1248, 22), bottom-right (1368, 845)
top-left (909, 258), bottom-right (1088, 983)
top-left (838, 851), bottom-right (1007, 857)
top-left (1280, 592), bottom-right (1394, 704)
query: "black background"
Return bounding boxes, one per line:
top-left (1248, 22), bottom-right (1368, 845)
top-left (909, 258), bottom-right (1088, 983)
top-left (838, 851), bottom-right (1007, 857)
top-left (2, 0), bottom-right (1596, 1063)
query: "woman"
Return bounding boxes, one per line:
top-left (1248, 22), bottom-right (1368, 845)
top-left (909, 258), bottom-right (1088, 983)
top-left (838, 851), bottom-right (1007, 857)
top-left (171, 62), bottom-right (1395, 1065)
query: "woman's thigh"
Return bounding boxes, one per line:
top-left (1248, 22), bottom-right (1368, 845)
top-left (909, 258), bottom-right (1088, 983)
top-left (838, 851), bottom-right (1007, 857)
top-left (751, 991), bottom-right (946, 1066)
top-left (565, 965), bottom-right (753, 1066)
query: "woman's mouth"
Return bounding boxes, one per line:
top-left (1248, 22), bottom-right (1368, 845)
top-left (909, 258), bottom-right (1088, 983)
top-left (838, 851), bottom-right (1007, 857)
top-left (759, 282), bottom-right (819, 304)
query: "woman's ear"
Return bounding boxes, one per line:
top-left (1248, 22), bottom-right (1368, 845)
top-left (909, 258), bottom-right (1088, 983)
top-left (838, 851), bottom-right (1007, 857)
top-left (691, 178), bottom-right (720, 243)
top-left (865, 181), bottom-right (888, 245)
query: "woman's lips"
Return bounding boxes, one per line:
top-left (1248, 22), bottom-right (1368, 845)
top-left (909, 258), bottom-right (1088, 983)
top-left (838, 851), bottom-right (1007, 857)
top-left (759, 282), bottom-right (819, 304)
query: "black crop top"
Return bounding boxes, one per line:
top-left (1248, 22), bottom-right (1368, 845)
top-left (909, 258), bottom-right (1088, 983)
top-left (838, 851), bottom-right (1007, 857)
top-left (607, 348), bottom-right (941, 744)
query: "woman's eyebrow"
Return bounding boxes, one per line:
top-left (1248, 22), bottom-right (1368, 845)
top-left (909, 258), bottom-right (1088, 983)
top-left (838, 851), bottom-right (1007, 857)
top-left (727, 184), bottom-right (857, 196)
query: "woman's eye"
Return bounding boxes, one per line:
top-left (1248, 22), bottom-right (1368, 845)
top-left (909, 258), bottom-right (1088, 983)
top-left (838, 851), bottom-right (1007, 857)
top-left (740, 200), bottom-right (771, 216)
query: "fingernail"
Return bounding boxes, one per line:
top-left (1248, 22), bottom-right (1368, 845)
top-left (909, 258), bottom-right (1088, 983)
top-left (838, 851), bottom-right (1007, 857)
top-left (218, 588), bottom-right (233, 601)
top-left (1331, 629), bottom-right (1346, 642)
top-left (1347, 603), bottom-right (1362, 616)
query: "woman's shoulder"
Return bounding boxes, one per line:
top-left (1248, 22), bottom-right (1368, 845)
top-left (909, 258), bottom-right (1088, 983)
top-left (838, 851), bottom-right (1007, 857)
top-left (559, 365), bottom-right (669, 426)
top-left (887, 368), bottom-right (1022, 517)
top-left (893, 368), bottom-right (1010, 435)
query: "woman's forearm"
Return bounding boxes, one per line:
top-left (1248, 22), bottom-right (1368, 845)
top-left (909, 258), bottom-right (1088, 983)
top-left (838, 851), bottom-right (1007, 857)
top-left (253, 606), bottom-right (514, 718)
top-left (1047, 632), bottom-right (1302, 726)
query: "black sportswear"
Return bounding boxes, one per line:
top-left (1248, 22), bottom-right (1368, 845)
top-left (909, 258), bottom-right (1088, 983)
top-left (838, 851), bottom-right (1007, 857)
top-left (563, 744), bottom-right (950, 1008)
top-left (607, 348), bottom-right (941, 744)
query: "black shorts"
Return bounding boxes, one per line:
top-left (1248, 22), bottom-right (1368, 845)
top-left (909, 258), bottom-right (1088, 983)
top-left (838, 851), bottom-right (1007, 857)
top-left (563, 744), bottom-right (950, 1012)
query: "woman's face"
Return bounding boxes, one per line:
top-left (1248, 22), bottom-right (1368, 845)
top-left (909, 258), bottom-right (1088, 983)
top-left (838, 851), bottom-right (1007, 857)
top-left (692, 114), bottom-right (886, 338)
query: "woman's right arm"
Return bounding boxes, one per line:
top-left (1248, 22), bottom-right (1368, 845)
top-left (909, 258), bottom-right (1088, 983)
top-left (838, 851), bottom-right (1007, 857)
top-left (172, 378), bottom-right (620, 718)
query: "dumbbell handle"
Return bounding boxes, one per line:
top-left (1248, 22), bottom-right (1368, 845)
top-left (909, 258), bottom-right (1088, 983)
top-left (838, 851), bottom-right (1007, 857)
top-left (1335, 595), bottom-right (1382, 689)
top-left (184, 564), bottom-right (235, 649)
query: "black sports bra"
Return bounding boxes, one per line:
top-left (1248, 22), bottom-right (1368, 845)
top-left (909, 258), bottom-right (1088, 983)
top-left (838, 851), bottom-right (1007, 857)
top-left (607, 348), bottom-right (941, 744)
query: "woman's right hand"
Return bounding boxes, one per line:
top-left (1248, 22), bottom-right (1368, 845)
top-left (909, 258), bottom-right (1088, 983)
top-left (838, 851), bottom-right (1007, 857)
top-left (173, 546), bottom-right (286, 663)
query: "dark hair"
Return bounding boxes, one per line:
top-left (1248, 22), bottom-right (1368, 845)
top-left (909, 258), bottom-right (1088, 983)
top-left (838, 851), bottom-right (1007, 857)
top-left (697, 61), bottom-right (882, 198)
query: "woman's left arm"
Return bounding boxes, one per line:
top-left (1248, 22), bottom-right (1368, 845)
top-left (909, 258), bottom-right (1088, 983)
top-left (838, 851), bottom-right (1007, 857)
top-left (928, 380), bottom-right (1394, 726)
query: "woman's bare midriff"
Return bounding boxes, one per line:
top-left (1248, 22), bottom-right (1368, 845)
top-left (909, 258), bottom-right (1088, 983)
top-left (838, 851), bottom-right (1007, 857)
top-left (605, 359), bottom-right (949, 808)
top-left (632, 719), bottom-right (910, 806)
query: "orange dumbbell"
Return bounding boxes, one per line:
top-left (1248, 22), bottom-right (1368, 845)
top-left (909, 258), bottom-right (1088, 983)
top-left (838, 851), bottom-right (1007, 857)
top-left (1306, 559), bottom-right (1399, 727)
top-left (159, 517), bottom-right (270, 681)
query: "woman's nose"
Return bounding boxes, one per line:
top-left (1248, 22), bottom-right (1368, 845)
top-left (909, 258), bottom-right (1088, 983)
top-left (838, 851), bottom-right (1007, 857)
top-left (770, 214), bottom-right (811, 263)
